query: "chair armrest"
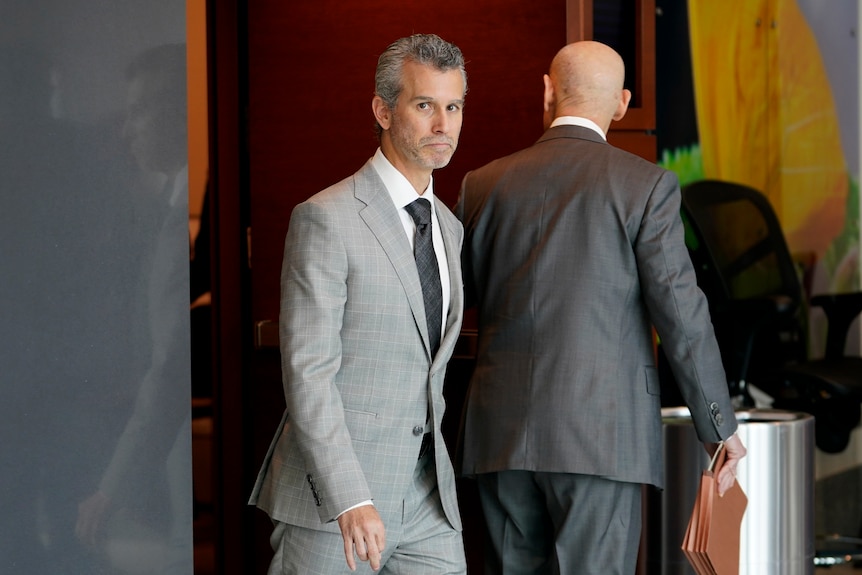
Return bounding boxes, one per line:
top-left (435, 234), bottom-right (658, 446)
top-left (810, 292), bottom-right (862, 358)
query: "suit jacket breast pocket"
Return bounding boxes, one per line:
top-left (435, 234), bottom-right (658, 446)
top-left (343, 408), bottom-right (381, 443)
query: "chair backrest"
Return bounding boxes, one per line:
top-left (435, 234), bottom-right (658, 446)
top-left (680, 179), bottom-right (808, 386)
top-left (682, 180), bottom-right (802, 306)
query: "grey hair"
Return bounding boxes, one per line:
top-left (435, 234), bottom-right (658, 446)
top-left (374, 33), bottom-right (467, 138)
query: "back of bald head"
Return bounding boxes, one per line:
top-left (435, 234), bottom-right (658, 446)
top-left (546, 41), bottom-right (627, 129)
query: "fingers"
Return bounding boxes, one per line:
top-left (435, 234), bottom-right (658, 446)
top-left (343, 537), bottom-right (357, 572)
top-left (338, 506), bottom-right (386, 571)
top-left (355, 533), bottom-right (383, 571)
top-left (716, 433), bottom-right (747, 496)
top-left (343, 531), bottom-right (384, 571)
top-left (716, 463), bottom-right (737, 496)
top-left (75, 491), bottom-right (110, 546)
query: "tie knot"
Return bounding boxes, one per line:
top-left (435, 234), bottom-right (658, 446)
top-left (405, 198), bottom-right (432, 227)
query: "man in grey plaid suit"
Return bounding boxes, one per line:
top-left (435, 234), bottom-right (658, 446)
top-left (249, 34), bottom-right (468, 574)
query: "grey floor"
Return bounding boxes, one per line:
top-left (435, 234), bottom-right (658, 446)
top-left (815, 464), bottom-right (862, 574)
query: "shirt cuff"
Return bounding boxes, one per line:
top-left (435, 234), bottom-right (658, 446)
top-left (335, 500), bottom-right (374, 519)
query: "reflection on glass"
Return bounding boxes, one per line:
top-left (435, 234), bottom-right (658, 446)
top-left (0, 4), bottom-right (192, 573)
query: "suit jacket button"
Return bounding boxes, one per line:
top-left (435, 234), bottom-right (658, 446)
top-left (715, 413), bottom-right (724, 425)
top-left (413, 425), bottom-right (424, 436)
top-left (709, 402), bottom-right (719, 413)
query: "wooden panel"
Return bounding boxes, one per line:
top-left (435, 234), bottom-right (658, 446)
top-left (208, 0), bottom-right (249, 573)
top-left (611, 0), bottom-right (656, 131)
top-left (567, 0), bottom-right (657, 134)
top-left (566, 0), bottom-right (593, 40)
top-left (247, 0), bottom-right (567, 324)
top-left (608, 130), bottom-right (657, 162)
top-left (187, 0), bottom-right (209, 226)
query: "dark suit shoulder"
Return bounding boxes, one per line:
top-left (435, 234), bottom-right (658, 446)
top-left (605, 140), bottom-right (668, 174)
top-left (470, 128), bottom-right (662, 177)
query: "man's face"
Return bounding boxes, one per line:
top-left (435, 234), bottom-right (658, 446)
top-left (123, 75), bottom-right (185, 174)
top-left (377, 61), bottom-right (465, 187)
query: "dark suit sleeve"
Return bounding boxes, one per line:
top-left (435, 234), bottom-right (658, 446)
top-left (455, 173), bottom-right (478, 310)
top-left (634, 169), bottom-right (737, 443)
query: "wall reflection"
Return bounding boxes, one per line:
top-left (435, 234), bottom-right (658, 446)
top-left (0, 2), bottom-right (192, 573)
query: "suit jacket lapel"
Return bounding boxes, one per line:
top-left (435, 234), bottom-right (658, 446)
top-left (434, 198), bottom-right (463, 365)
top-left (354, 161), bottom-right (431, 352)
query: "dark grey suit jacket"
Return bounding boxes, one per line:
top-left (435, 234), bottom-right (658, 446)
top-left (456, 125), bottom-right (736, 488)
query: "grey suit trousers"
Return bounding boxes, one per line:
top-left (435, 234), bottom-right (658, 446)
top-left (268, 447), bottom-right (466, 575)
top-left (477, 471), bottom-right (641, 575)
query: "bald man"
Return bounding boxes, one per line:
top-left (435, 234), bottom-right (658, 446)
top-left (455, 41), bottom-right (746, 574)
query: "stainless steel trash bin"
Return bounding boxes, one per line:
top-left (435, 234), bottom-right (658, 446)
top-left (643, 408), bottom-right (814, 575)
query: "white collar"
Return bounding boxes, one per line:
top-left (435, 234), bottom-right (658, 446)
top-left (371, 148), bottom-right (436, 210)
top-left (550, 116), bottom-right (606, 140)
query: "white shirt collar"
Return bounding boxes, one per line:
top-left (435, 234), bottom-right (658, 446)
top-left (371, 148), bottom-right (436, 210)
top-left (550, 116), bottom-right (606, 140)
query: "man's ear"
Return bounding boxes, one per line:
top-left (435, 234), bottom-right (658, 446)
top-left (542, 74), bottom-right (554, 114)
top-left (372, 96), bottom-right (391, 131)
top-left (612, 88), bottom-right (632, 122)
top-left (542, 74), bottom-right (556, 130)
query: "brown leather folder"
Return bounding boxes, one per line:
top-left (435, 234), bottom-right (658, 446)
top-left (681, 443), bottom-right (748, 575)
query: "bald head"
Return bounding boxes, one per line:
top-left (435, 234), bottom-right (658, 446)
top-left (542, 41), bottom-right (631, 132)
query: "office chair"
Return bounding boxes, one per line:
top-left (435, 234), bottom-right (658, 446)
top-left (679, 179), bottom-right (862, 454)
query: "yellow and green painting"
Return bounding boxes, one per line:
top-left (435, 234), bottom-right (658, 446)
top-left (659, 0), bottom-right (859, 299)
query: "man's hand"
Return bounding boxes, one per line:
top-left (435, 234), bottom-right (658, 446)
top-left (75, 490), bottom-right (111, 546)
top-left (708, 433), bottom-right (747, 496)
top-left (336, 504), bottom-right (386, 571)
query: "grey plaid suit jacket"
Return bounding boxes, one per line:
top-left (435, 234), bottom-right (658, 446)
top-left (250, 159), bottom-right (464, 535)
top-left (456, 125), bottom-right (737, 489)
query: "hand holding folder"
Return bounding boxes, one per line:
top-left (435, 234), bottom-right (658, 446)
top-left (681, 442), bottom-right (748, 575)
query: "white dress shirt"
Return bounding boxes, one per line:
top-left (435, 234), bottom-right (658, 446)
top-left (550, 115), bottom-right (606, 140)
top-left (371, 148), bottom-right (451, 334)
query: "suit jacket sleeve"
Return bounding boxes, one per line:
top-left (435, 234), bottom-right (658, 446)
top-left (99, 203), bottom-right (191, 499)
top-left (635, 169), bottom-right (737, 443)
top-left (279, 200), bottom-right (372, 521)
top-left (454, 175), bottom-right (477, 310)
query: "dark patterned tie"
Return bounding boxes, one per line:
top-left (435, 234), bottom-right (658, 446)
top-left (405, 198), bottom-right (443, 357)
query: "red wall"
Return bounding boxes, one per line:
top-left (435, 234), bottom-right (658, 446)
top-left (247, 0), bottom-right (568, 322)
